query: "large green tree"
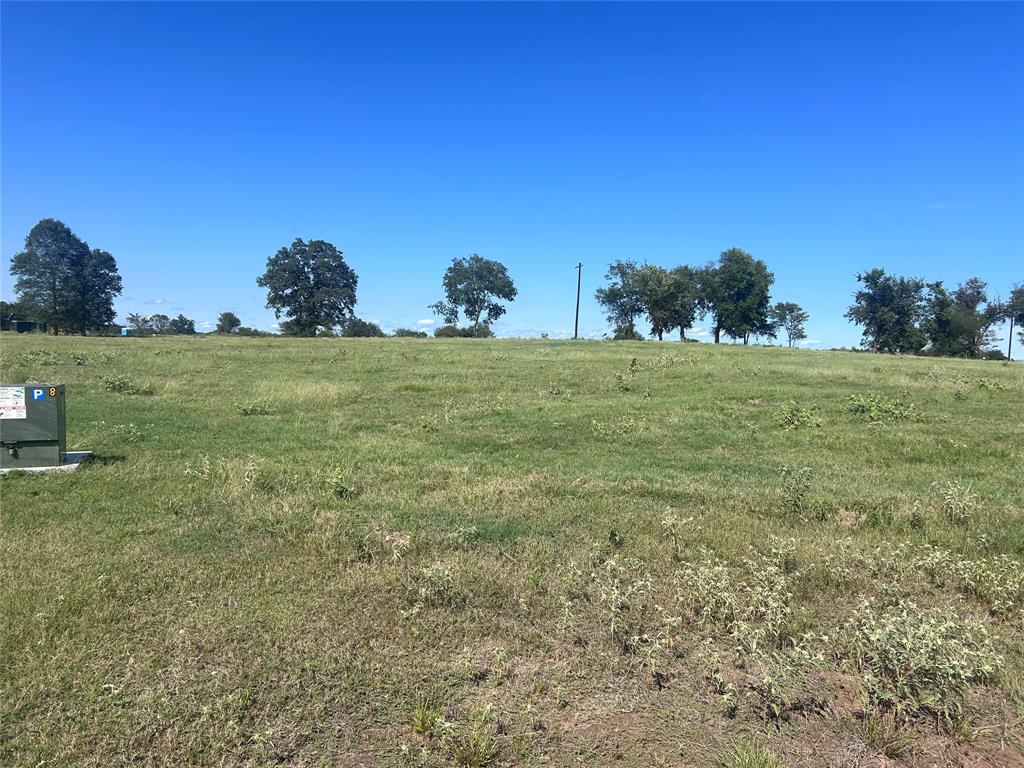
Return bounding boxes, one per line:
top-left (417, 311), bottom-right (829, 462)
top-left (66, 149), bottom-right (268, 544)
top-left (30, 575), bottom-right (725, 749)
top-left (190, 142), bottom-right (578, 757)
top-left (595, 260), bottom-right (646, 339)
top-left (216, 311), bottom-right (241, 334)
top-left (923, 278), bottom-right (1004, 358)
top-left (769, 302), bottom-right (809, 347)
top-left (632, 264), bottom-right (705, 341)
top-left (701, 248), bottom-right (774, 344)
top-left (168, 314), bottom-right (196, 335)
top-left (430, 254), bottom-right (517, 332)
top-left (258, 238), bottom-right (358, 336)
top-left (9, 218), bottom-right (122, 334)
top-left (845, 268), bottom-right (926, 354)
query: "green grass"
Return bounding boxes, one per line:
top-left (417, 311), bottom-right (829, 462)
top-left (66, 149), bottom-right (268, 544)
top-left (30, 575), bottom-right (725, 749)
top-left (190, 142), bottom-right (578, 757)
top-left (1, 334), bottom-right (1022, 766)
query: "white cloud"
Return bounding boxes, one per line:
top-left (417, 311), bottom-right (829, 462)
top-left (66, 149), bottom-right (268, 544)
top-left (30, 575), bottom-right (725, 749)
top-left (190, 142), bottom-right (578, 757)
top-left (144, 298), bottom-right (169, 306)
top-left (200, 320), bottom-right (213, 329)
top-left (416, 318), bottom-right (435, 326)
top-left (798, 339), bottom-right (821, 347)
top-left (692, 327), bottom-right (709, 337)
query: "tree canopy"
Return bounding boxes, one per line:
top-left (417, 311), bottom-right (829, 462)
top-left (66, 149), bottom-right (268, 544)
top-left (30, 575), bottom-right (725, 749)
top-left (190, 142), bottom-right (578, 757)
top-left (845, 268), bottom-right (927, 354)
top-left (595, 260), bottom-right (647, 338)
top-left (216, 311), bottom-right (242, 334)
top-left (702, 248), bottom-right (775, 344)
top-left (430, 254), bottom-right (517, 332)
top-left (769, 302), bottom-right (809, 347)
top-left (923, 278), bottom-right (1004, 358)
top-left (258, 238), bottom-right (358, 336)
top-left (9, 218), bottom-right (122, 334)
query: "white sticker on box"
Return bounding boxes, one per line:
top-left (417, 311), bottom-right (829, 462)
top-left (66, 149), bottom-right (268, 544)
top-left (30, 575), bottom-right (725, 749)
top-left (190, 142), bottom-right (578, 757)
top-left (0, 386), bottom-right (27, 419)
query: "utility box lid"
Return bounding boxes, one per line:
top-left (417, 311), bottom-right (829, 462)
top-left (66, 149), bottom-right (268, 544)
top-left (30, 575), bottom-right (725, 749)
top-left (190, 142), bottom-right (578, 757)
top-left (0, 384), bottom-right (67, 468)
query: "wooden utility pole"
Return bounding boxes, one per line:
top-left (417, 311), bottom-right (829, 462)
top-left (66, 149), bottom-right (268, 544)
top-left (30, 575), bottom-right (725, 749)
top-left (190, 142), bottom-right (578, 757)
top-left (573, 263), bottom-right (583, 339)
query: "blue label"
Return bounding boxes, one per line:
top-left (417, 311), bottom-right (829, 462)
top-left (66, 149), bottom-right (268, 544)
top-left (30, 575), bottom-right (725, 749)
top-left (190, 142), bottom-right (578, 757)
top-left (32, 389), bottom-right (46, 400)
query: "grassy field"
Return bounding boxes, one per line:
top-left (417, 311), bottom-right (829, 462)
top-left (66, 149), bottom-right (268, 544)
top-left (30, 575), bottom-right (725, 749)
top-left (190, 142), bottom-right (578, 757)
top-left (1, 334), bottom-right (1022, 767)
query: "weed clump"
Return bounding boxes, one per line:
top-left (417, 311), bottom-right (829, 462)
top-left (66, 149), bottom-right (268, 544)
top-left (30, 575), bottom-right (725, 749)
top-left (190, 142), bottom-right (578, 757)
top-left (933, 480), bottom-right (979, 526)
top-left (715, 739), bottom-right (785, 768)
top-left (778, 402), bottom-right (820, 430)
top-left (915, 547), bottom-right (1023, 619)
top-left (847, 394), bottom-right (916, 423)
top-left (848, 599), bottom-right (1001, 720)
top-left (779, 466), bottom-right (813, 515)
top-left (235, 397), bottom-right (275, 416)
top-left (15, 349), bottom-right (62, 366)
top-left (102, 374), bottom-right (155, 395)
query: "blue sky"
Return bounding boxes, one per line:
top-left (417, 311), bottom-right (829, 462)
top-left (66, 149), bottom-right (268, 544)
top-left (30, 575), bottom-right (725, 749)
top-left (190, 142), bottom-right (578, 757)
top-left (2, 2), bottom-right (1022, 350)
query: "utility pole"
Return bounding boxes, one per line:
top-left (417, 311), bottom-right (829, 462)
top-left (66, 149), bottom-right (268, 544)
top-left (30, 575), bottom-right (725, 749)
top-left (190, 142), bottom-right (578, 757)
top-left (1009, 315), bottom-right (1015, 361)
top-left (573, 263), bottom-right (583, 339)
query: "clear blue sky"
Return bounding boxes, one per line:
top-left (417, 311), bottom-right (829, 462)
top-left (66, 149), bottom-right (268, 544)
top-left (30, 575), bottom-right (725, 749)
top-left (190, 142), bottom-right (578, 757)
top-left (2, 2), bottom-right (1022, 349)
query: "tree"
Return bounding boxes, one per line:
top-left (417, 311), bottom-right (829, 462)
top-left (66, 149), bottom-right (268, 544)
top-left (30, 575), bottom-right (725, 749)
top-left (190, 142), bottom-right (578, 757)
top-left (922, 278), bottom-right (1004, 358)
top-left (257, 238), bottom-right (358, 336)
top-left (73, 249), bottom-right (122, 334)
top-left (664, 265), bottom-right (704, 341)
top-left (216, 311), bottom-right (241, 334)
top-left (595, 260), bottom-right (646, 339)
top-left (9, 218), bottom-right (122, 335)
top-left (701, 248), bottom-right (775, 343)
top-left (0, 298), bottom-right (33, 330)
top-left (845, 268), bottom-right (926, 353)
top-left (430, 254), bottom-right (517, 332)
top-left (149, 314), bottom-right (172, 334)
top-left (126, 313), bottom-right (151, 332)
top-left (342, 318), bottom-right (386, 337)
top-left (168, 314), bottom-right (196, 335)
top-left (769, 302), bottom-right (809, 347)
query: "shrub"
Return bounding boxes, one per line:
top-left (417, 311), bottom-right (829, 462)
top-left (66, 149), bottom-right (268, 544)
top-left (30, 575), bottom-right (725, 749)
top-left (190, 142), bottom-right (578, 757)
top-left (434, 324), bottom-right (494, 338)
top-left (342, 318), bottom-right (386, 337)
top-left (393, 328), bottom-right (428, 338)
top-left (849, 600), bottom-right (1001, 719)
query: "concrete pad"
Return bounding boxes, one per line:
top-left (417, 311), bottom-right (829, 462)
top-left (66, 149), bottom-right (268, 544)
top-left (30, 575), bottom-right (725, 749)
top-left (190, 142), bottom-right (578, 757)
top-left (0, 451), bottom-right (93, 475)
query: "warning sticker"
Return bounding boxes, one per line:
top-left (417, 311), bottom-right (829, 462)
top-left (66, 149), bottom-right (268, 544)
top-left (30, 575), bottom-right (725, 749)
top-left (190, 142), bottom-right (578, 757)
top-left (0, 386), bottom-right (27, 419)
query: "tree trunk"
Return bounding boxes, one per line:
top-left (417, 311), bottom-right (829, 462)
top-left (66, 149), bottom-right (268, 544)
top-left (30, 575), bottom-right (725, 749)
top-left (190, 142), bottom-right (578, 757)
top-left (1009, 317), bottom-right (1015, 360)
top-left (657, 330), bottom-right (663, 341)
top-left (714, 326), bottom-right (721, 344)
top-left (680, 327), bottom-right (686, 342)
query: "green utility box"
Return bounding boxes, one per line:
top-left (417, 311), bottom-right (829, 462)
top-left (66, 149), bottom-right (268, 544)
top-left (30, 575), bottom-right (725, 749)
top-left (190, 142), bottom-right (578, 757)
top-left (0, 384), bottom-right (66, 469)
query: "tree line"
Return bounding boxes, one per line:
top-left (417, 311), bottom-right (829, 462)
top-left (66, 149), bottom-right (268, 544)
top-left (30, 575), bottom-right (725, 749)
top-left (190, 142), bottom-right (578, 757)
top-left (5, 217), bottom-right (1022, 358)
top-left (594, 248), bottom-right (809, 347)
top-left (847, 269), bottom-right (1023, 359)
